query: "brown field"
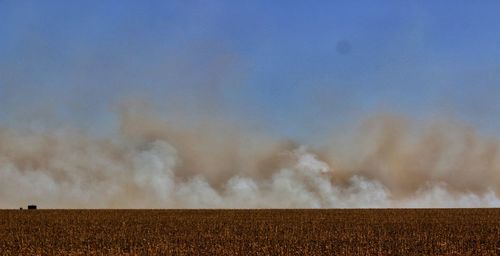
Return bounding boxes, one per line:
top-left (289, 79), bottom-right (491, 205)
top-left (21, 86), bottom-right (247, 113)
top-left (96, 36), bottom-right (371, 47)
top-left (0, 209), bottom-right (499, 255)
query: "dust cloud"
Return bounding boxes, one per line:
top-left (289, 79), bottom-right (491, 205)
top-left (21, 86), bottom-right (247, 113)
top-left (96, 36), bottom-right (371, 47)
top-left (0, 107), bottom-right (499, 208)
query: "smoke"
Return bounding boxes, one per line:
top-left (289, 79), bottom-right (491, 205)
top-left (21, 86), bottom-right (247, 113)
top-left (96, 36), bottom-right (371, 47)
top-left (0, 107), bottom-right (499, 209)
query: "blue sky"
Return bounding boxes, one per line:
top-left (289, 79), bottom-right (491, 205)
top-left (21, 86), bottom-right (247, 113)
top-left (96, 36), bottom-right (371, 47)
top-left (1, 1), bottom-right (500, 141)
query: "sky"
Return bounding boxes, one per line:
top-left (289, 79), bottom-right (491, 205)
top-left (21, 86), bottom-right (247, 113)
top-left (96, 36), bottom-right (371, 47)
top-left (1, 1), bottom-right (500, 142)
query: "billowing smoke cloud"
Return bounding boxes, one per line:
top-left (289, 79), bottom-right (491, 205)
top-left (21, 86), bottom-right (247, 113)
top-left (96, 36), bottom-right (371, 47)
top-left (1, 106), bottom-right (499, 209)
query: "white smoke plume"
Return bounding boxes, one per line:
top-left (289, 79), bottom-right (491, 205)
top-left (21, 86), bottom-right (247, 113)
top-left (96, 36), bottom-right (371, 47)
top-left (0, 108), bottom-right (499, 208)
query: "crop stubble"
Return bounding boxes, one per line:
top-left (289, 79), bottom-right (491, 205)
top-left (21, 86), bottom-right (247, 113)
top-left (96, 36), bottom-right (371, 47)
top-left (0, 209), bottom-right (499, 255)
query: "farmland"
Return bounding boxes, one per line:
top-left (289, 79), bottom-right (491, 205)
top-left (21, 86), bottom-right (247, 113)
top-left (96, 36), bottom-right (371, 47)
top-left (0, 209), bottom-right (499, 255)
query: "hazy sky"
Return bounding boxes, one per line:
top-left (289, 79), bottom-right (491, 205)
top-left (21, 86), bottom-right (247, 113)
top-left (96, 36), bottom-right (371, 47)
top-left (1, 1), bottom-right (500, 141)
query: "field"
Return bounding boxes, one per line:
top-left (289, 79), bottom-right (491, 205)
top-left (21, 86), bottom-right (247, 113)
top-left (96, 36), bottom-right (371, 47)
top-left (0, 209), bottom-right (499, 255)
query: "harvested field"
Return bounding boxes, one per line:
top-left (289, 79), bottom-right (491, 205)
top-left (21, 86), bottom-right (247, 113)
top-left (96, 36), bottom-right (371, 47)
top-left (0, 209), bottom-right (499, 255)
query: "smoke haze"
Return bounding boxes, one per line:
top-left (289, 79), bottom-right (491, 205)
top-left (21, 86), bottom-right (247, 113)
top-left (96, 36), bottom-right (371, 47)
top-left (1, 106), bottom-right (499, 208)
top-left (2, 2), bottom-right (500, 208)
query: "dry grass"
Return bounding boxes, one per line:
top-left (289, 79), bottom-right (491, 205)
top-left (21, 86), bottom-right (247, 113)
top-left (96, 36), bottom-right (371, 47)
top-left (0, 209), bottom-right (499, 255)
